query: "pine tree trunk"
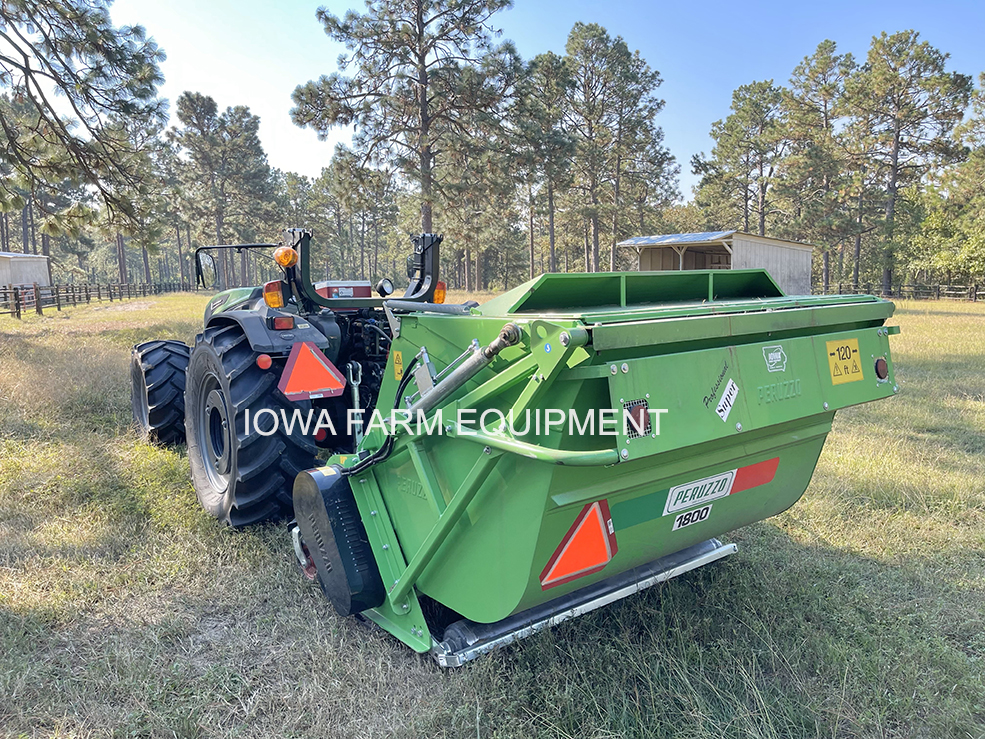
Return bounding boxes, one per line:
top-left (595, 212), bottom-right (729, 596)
top-left (28, 200), bottom-right (37, 255)
top-left (175, 223), bottom-right (185, 286)
top-left (853, 185), bottom-right (863, 291)
top-left (547, 182), bottom-right (556, 273)
top-left (529, 191), bottom-right (535, 280)
top-left (143, 246), bottom-right (152, 283)
top-left (882, 124), bottom-right (901, 295)
top-left (610, 152), bottom-right (621, 271)
top-left (21, 206), bottom-right (29, 254)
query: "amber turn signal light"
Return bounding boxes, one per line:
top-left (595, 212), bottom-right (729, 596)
top-left (433, 280), bottom-right (446, 304)
top-left (273, 246), bottom-right (299, 268)
top-left (263, 280), bottom-right (285, 309)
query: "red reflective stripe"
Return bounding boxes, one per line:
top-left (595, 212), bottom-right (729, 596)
top-left (540, 500), bottom-right (618, 590)
top-left (731, 457), bottom-right (779, 495)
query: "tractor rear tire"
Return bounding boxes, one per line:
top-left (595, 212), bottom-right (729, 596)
top-left (131, 340), bottom-right (190, 445)
top-left (185, 323), bottom-right (318, 527)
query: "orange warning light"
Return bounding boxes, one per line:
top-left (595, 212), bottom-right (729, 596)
top-left (274, 246), bottom-right (299, 268)
top-left (277, 341), bottom-right (347, 400)
top-left (539, 500), bottom-right (617, 590)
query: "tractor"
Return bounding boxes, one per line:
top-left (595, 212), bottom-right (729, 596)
top-left (132, 229), bottom-right (900, 665)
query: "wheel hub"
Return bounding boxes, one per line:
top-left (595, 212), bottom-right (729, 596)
top-left (198, 375), bottom-right (231, 490)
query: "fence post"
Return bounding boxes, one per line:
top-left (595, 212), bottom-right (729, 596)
top-left (109, 284), bottom-right (114, 302)
top-left (33, 283), bottom-right (43, 315)
top-left (13, 287), bottom-right (21, 320)
top-left (973, 284), bottom-right (978, 302)
top-left (936, 285), bottom-right (941, 300)
top-left (85, 285), bottom-right (90, 303)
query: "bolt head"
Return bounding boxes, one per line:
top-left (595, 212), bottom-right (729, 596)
top-left (370, 510), bottom-right (378, 516)
top-left (823, 402), bottom-right (829, 410)
top-left (735, 423), bottom-right (742, 432)
top-left (483, 446), bottom-right (491, 454)
top-left (893, 385), bottom-right (899, 393)
top-left (621, 363), bottom-right (629, 374)
top-left (382, 544), bottom-right (389, 550)
top-left (560, 332), bottom-right (570, 346)
top-left (620, 448), bottom-right (629, 460)
top-left (610, 364), bottom-right (618, 375)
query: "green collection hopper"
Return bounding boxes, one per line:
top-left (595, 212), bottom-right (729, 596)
top-left (292, 269), bottom-right (899, 665)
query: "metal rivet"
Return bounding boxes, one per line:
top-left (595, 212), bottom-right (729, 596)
top-left (893, 385), bottom-right (899, 393)
top-left (620, 449), bottom-right (629, 460)
top-left (620, 398), bottom-right (624, 403)
top-left (735, 423), bottom-right (742, 432)
top-left (483, 446), bottom-right (491, 454)
top-left (401, 604), bottom-right (409, 612)
top-left (823, 402), bottom-right (829, 410)
top-left (382, 544), bottom-right (389, 550)
top-left (621, 363), bottom-right (629, 374)
top-left (645, 393), bottom-right (650, 399)
top-left (610, 365), bottom-right (618, 375)
top-left (560, 332), bottom-right (570, 346)
top-left (370, 510), bottom-right (378, 516)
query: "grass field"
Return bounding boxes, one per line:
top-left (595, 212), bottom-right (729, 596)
top-left (1, 294), bottom-right (983, 738)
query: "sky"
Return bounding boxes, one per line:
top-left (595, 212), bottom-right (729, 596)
top-left (110, 0), bottom-right (985, 199)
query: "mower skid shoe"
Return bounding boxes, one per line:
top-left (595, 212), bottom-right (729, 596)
top-left (431, 538), bottom-right (737, 668)
top-left (293, 466), bottom-right (385, 616)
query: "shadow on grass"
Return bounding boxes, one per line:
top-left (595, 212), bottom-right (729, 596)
top-left (2, 509), bottom-right (983, 738)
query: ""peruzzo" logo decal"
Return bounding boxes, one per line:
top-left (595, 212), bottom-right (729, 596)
top-left (663, 470), bottom-right (735, 515)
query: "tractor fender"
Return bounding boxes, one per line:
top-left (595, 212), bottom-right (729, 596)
top-left (205, 305), bottom-right (342, 358)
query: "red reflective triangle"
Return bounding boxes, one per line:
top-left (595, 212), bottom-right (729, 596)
top-left (277, 341), bottom-right (346, 400)
top-left (540, 500), bottom-right (617, 590)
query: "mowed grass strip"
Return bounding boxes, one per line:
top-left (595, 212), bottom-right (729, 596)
top-left (0, 294), bottom-right (983, 738)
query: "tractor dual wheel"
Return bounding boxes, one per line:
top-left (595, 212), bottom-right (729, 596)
top-left (185, 324), bottom-right (318, 527)
top-left (131, 340), bottom-right (191, 445)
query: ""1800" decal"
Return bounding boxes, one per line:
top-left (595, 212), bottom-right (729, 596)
top-left (672, 504), bottom-right (712, 531)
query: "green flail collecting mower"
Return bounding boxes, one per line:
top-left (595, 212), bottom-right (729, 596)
top-left (131, 229), bottom-right (899, 666)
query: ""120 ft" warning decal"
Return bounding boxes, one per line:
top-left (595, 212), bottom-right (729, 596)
top-left (826, 338), bottom-right (864, 385)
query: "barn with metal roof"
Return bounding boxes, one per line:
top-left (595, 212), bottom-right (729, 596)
top-left (618, 231), bottom-right (813, 296)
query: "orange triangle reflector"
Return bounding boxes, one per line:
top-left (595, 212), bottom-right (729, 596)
top-left (540, 500), bottom-right (618, 590)
top-left (277, 341), bottom-right (347, 400)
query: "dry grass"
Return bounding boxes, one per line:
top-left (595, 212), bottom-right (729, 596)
top-left (1, 294), bottom-right (984, 738)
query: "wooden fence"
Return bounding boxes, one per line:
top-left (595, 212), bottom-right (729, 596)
top-left (814, 283), bottom-right (979, 301)
top-left (0, 282), bottom-right (192, 319)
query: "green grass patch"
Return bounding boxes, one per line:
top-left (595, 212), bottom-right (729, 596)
top-left (0, 295), bottom-right (983, 738)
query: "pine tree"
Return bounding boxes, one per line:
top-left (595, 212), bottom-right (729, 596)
top-left (291, 0), bottom-right (512, 233)
top-left (0, 0), bottom-right (164, 228)
top-left (844, 31), bottom-right (972, 293)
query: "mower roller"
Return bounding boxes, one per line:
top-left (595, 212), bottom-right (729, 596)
top-left (131, 229), bottom-right (899, 665)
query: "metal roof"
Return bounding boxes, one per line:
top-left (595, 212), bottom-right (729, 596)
top-left (0, 251), bottom-right (48, 258)
top-left (617, 231), bottom-right (736, 248)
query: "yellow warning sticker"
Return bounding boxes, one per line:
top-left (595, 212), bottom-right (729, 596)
top-left (826, 338), bottom-right (864, 385)
top-left (393, 350), bottom-right (404, 381)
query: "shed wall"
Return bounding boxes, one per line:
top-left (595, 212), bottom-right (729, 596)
top-left (731, 236), bottom-right (812, 295)
top-left (0, 256), bottom-right (51, 286)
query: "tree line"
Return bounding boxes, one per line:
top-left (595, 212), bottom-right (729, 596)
top-left (1, 0), bottom-right (983, 293)
top-left (690, 32), bottom-right (984, 292)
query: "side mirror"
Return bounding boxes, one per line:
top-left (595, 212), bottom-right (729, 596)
top-left (196, 251), bottom-right (219, 289)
